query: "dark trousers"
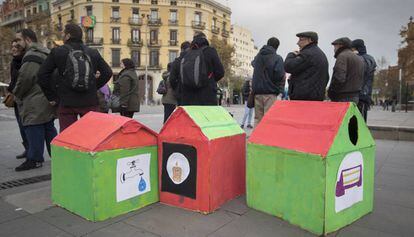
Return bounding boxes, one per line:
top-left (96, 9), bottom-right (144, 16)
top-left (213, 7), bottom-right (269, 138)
top-left (14, 103), bottom-right (28, 149)
top-left (163, 104), bottom-right (176, 123)
top-left (120, 111), bottom-right (134, 118)
top-left (58, 105), bottom-right (98, 132)
top-left (358, 101), bottom-right (369, 122)
top-left (24, 120), bottom-right (57, 162)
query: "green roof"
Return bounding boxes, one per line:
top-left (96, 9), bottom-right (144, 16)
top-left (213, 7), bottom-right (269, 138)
top-left (182, 106), bottom-right (245, 140)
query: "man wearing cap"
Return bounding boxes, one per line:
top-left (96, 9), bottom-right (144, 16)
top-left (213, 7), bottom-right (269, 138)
top-left (328, 37), bottom-right (364, 103)
top-left (251, 37), bottom-right (285, 126)
top-left (284, 31), bottom-right (329, 101)
top-left (352, 39), bottom-right (377, 121)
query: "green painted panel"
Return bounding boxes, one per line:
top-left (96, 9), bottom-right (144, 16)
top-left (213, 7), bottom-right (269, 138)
top-left (51, 145), bottom-right (95, 220)
top-left (182, 106), bottom-right (244, 140)
top-left (51, 145), bottom-right (159, 221)
top-left (247, 143), bottom-right (326, 235)
top-left (328, 103), bottom-right (375, 157)
top-left (325, 147), bottom-right (375, 233)
top-left (92, 147), bottom-right (159, 221)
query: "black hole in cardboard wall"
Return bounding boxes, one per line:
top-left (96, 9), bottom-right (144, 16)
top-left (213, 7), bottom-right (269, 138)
top-left (348, 116), bottom-right (358, 145)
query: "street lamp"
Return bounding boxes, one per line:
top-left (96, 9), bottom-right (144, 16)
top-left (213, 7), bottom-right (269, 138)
top-left (142, 14), bottom-right (149, 106)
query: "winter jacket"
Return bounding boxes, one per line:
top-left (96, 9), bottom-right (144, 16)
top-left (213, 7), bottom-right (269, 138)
top-left (169, 51), bottom-right (186, 105)
top-left (37, 38), bottom-right (112, 108)
top-left (252, 45), bottom-right (285, 95)
top-left (328, 48), bottom-right (365, 101)
top-left (358, 50), bottom-right (377, 104)
top-left (284, 43), bottom-right (329, 101)
top-left (161, 71), bottom-right (177, 105)
top-left (113, 68), bottom-right (140, 112)
top-left (13, 43), bottom-right (56, 126)
top-left (179, 37), bottom-right (225, 105)
top-left (242, 80), bottom-right (251, 101)
top-left (7, 55), bottom-right (23, 93)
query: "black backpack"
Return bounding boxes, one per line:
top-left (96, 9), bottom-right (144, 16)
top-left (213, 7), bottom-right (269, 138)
top-left (156, 80), bottom-right (167, 95)
top-left (180, 46), bottom-right (210, 89)
top-left (62, 45), bottom-right (95, 92)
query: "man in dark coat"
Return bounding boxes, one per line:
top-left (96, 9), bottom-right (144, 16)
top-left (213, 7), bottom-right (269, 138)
top-left (352, 39), bottom-right (377, 121)
top-left (37, 23), bottom-right (112, 132)
top-left (252, 37), bottom-right (285, 126)
top-left (284, 31), bottom-right (329, 101)
top-left (179, 33), bottom-right (224, 105)
top-left (328, 37), bottom-right (365, 103)
top-left (169, 41), bottom-right (190, 106)
top-left (7, 39), bottom-right (28, 159)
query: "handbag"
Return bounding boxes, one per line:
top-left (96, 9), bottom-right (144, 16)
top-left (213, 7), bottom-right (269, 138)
top-left (2, 93), bottom-right (15, 108)
top-left (247, 92), bottom-right (255, 108)
top-left (110, 75), bottom-right (138, 112)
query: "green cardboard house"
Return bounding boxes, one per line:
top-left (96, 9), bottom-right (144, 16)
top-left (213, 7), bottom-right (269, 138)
top-left (247, 101), bottom-right (376, 235)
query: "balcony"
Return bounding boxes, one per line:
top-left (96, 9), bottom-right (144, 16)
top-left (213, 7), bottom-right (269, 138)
top-left (85, 38), bottom-right (103, 46)
top-left (192, 21), bottom-right (206, 30)
top-left (110, 17), bottom-right (121, 23)
top-left (111, 38), bottom-right (121, 44)
top-left (129, 17), bottom-right (143, 26)
top-left (148, 40), bottom-right (162, 47)
top-left (168, 19), bottom-right (178, 26)
top-left (26, 10), bottom-right (51, 23)
top-left (222, 29), bottom-right (230, 38)
top-left (147, 18), bottom-right (161, 26)
top-left (169, 40), bottom-right (178, 46)
top-left (128, 39), bottom-right (143, 47)
top-left (212, 26), bottom-right (220, 34)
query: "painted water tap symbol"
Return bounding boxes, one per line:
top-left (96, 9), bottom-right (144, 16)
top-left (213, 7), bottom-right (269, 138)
top-left (120, 160), bottom-right (144, 183)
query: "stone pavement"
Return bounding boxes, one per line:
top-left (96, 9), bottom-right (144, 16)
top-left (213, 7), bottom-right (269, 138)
top-left (0, 104), bottom-right (414, 236)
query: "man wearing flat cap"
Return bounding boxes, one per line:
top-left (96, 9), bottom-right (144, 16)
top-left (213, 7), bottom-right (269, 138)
top-left (328, 37), bottom-right (364, 103)
top-left (351, 39), bottom-right (377, 121)
top-left (284, 31), bottom-right (329, 101)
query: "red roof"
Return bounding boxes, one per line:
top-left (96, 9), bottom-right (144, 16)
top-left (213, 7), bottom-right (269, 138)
top-left (52, 112), bottom-right (158, 152)
top-left (248, 101), bottom-right (350, 157)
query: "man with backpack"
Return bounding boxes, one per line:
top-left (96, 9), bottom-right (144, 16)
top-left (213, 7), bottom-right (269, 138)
top-left (38, 23), bottom-right (112, 132)
top-left (252, 37), bottom-right (285, 126)
top-left (178, 33), bottom-right (224, 105)
top-left (169, 41), bottom-right (191, 105)
top-left (13, 29), bottom-right (57, 171)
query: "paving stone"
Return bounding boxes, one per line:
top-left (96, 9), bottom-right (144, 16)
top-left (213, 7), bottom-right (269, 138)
top-left (220, 195), bottom-right (249, 216)
top-left (207, 209), bottom-right (315, 237)
top-left (354, 200), bottom-right (414, 236)
top-left (376, 172), bottom-right (414, 191)
top-left (379, 163), bottom-right (414, 177)
top-left (0, 200), bottom-right (29, 224)
top-left (375, 185), bottom-right (414, 209)
top-left (35, 204), bottom-right (156, 237)
top-left (85, 222), bottom-right (160, 237)
top-left (338, 225), bottom-right (401, 237)
top-left (0, 215), bottom-right (72, 237)
top-left (4, 186), bottom-right (53, 214)
top-left (124, 204), bottom-right (237, 237)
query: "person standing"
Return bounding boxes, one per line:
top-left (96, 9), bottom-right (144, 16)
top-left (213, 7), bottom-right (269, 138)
top-left (161, 63), bottom-right (177, 123)
top-left (284, 31), bottom-right (329, 101)
top-left (13, 29), bottom-right (57, 171)
top-left (7, 39), bottom-right (28, 159)
top-left (328, 37), bottom-right (365, 103)
top-left (113, 58), bottom-right (140, 118)
top-left (351, 39), bottom-right (377, 121)
top-left (251, 37), bottom-right (285, 126)
top-left (169, 41), bottom-right (191, 106)
top-left (37, 23), bottom-right (112, 132)
top-left (240, 79), bottom-right (253, 129)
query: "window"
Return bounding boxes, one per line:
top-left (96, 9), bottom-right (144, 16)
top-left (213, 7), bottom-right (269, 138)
top-left (26, 9), bottom-right (31, 16)
top-left (86, 28), bottom-right (94, 41)
top-left (194, 12), bottom-right (201, 23)
top-left (170, 0), bottom-right (177, 6)
top-left (213, 9), bottom-right (216, 14)
top-left (131, 29), bottom-right (140, 41)
top-left (150, 30), bottom-right (158, 42)
top-left (33, 7), bottom-right (37, 14)
top-left (132, 8), bottom-right (139, 18)
top-left (131, 50), bottom-right (140, 66)
top-left (70, 9), bottom-right (74, 20)
top-left (112, 7), bottom-right (120, 18)
top-left (112, 49), bottom-right (121, 67)
top-left (169, 51), bottom-right (178, 62)
top-left (223, 21), bottom-right (227, 31)
top-left (196, 3), bottom-right (201, 8)
top-left (170, 10), bottom-right (177, 22)
top-left (170, 30), bottom-right (177, 41)
top-left (86, 6), bottom-right (92, 16)
top-left (39, 5), bottom-right (43, 12)
top-left (112, 27), bottom-right (120, 43)
top-left (133, 0), bottom-right (139, 3)
top-left (150, 9), bottom-right (158, 20)
top-left (149, 50), bottom-right (159, 66)
top-left (212, 17), bottom-right (216, 27)
top-left (112, 0), bottom-right (119, 2)
top-left (151, 0), bottom-right (158, 4)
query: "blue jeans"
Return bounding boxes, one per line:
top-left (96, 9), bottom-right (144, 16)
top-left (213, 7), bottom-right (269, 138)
top-left (14, 104), bottom-right (28, 148)
top-left (24, 120), bottom-right (57, 162)
top-left (241, 102), bottom-right (253, 126)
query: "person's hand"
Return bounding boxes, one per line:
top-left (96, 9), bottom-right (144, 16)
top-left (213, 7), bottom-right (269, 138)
top-left (49, 101), bottom-right (57, 106)
top-left (293, 50), bottom-right (300, 55)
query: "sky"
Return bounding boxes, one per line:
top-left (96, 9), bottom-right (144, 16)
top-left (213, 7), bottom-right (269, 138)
top-left (217, 0), bottom-right (414, 68)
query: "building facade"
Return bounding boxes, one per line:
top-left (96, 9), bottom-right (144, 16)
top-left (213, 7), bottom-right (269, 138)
top-left (230, 24), bottom-right (257, 79)
top-left (50, 0), bottom-right (231, 103)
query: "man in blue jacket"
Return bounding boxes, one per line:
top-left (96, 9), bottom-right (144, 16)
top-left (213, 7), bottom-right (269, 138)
top-left (252, 37), bottom-right (285, 126)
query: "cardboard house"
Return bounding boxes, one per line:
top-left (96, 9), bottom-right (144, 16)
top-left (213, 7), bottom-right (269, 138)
top-left (51, 112), bottom-right (159, 221)
top-left (158, 106), bottom-right (246, 213)
top-left (247, 101), bottom-right (376, 235)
